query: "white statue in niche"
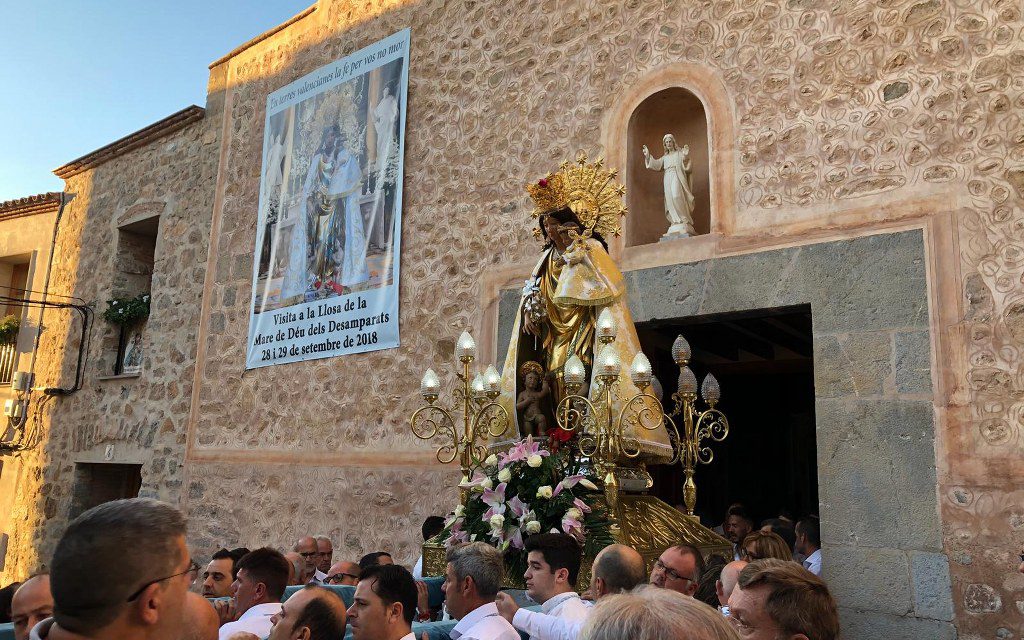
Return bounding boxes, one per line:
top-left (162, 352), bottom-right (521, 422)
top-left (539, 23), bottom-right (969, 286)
top-left (642, 133), bottom-right (696, 238)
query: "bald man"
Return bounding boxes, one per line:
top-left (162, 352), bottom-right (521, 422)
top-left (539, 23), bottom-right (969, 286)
top-left (715, 560), bottom-right (748, 615)
top-left (11, 575), bottom-right (53, 640)
top-left (495, 544), bottom-right (647, 640)
top-left (268, 585), bottom-right (346, 640)
top-left (325, 561), bottom-right (361, 586)
top-left (283, 552), bottom-right (304, 586)
top-left (293, 537), bottom-right (319, 584)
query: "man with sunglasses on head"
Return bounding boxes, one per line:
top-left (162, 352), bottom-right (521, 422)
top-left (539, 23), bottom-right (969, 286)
top-left (29, 497), bottom-right (201, 640)
top-left (324, 561), bottom-right (361, 586)
top-left (649, 543), bottom-right (704, 597)
top-left (218, 548), bottom-right (290, 640)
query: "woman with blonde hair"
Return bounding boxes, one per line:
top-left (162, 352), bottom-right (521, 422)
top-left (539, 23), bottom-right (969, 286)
top-left (581, 585), bottom-right (740, 640)
top-left (740, 530), bottom-right (793, 562)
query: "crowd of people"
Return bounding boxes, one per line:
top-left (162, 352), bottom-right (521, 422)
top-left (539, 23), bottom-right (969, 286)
top-left (0, 497), bottom-right (841, 640)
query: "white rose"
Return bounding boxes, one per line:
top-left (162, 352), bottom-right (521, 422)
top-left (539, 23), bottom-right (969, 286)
top-left (525, 520), bottom-right (542, 534)
top-left (454, 504), bottom-right (465, 518)
top-left (537, 485), bottom-right (553, 499)
top-left (566, 507), bottom-right (583, 520)
top-left (579, 478), bottom-right (598, 490)
top-left (485, 454), bottom-right (498, 467)
top-left (498, 468), bottom-right (512, 483)
top-left (481, 478), bottom-right (494, 490)
top-left (527, 454), bottom-right (543, 468)
top-left (489, 513), bottom-right (505, 529)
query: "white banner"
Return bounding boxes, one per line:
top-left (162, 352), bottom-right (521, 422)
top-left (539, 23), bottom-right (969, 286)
top-left (245, 29), bottom-right (409, 369)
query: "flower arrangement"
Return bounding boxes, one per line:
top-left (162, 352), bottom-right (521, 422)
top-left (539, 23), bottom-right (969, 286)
top-left (0, 314), bottom-right (19, 343)
top-left (102, 293), bottom-right (151, 326)
top-left (442, 436), bottom-right (613, 578)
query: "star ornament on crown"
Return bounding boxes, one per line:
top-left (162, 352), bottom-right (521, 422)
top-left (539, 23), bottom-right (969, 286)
top-left (526, 151), bottom-right (628, 241)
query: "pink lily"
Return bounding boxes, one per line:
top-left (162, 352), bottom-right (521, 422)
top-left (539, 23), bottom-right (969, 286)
top-left (459, 471), bottom-right (490, 491)
top-left (508, 495), bottom-right (530, 519)
top-left (553, 474), bottom-right (584, 498)
top-left (482, 482), bottom-right (507, 510)
top-left (508, 526), bottom-right (525, 550)
top-left (499, 435), bottom-right (551, 468)
top-left (573, 497), bottom-right (592, 514)
top-left (562, 515), bottom-right (584, 540)
top-left (445, 519), bottom-right (469, 546)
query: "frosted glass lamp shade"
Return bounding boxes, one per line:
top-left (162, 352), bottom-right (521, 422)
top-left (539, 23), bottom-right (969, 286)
top-left (702, 373), bottom-right (721, 405)
top-left (629, 352), bottom-right (653, 387)
top-left (678, 365), bottom-right (698, 394)
top-left (671, 335), bottom-right (692, 364)
top-left (596, 308), bottom-right (617, 340)
top-left (420, 369), bottom-right (441, 399)
top-left (564, 355), bottom-right (587, 387)
top-left (456, 331), bottom-right (477, 361)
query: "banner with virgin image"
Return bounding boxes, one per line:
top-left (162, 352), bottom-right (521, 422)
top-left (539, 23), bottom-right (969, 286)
top-left (245, 29), bottom-right (409, 369)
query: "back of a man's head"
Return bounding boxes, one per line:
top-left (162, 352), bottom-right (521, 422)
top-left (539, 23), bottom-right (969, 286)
top-left (446, 542), bottom-right (504, 599)
top-left (592, 544), bottom-right (646, 594)
top-left (289, 586), bottom-right (347, 640)
top-left (421, 516), bottom-right (446, 542)
top-left (51, 498), bottom-right (186, 633)
top-left (358, 551), bottom-right (393, 571)
top-left (717, 560), bottom-right (747, 606)
top-left (236, 548), bottom-right (290, 604)
top-left (796, 516), bottom-right (821, 550)
top-left (582, 585), bottom-right (739, 640)
top-left (737, 559), bottom-right (839, 640)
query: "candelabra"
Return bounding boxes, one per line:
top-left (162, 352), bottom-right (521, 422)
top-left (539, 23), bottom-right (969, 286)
top-left (667, 334), bottom-right (730, 521)
top-left (554, 309), bottom-right (729, 523)
top-left (411, 330), bottom-right (510, 503)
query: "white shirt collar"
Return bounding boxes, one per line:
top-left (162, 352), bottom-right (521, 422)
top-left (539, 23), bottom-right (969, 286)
top-left (399, 633), bottom-right (417, 640)
top-left (452, 601), bottom-right (500, 637)
top-left (541, 591), bottom-right (580, 614)
top-left (239, 601), bottom-right (282, 619)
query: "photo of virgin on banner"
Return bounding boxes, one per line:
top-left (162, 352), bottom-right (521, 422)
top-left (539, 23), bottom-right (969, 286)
top-left (246, 29), bottom-right (409, 369)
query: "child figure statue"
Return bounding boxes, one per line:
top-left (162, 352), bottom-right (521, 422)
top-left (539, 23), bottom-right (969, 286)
top-left (516, 361), bottom-right (551, 437)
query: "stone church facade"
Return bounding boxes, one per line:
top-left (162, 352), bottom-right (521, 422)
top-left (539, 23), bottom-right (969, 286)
top-left (2, 1), bottom-right (1022, 637)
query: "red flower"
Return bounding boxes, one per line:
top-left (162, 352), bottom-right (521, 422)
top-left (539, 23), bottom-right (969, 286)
top-left (538, 178), bottom-right (548, 188)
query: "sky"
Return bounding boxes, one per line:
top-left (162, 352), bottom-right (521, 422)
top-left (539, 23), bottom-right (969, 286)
top-left (0, 0), bottom-right (314, 202)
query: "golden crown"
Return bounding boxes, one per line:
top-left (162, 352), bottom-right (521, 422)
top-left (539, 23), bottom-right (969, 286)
top-left (519, 360), bottom-right (544, 378)
top-left (526, 151), bottom-right (628, 241)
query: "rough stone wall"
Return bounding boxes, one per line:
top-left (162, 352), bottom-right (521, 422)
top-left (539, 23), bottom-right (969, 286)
top-left (186, 3), bottom-right (1024, 634)
top-left (0, 113), bottom-right (219, 583)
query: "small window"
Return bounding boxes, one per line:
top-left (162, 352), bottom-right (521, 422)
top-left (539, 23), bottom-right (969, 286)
top-left (69, 463), bottom-right (143, 518)
top-left (105, 217), bottom-right (159, 375)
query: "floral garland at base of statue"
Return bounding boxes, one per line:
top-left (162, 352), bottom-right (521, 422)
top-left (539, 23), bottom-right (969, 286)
top-left (442, 436), bottom-right (614, 580)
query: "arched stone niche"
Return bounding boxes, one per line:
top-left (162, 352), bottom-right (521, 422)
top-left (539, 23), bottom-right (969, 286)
top-left (627, 88), bottom-right (710, 246)
top-left (603, 64), bottom-right (736, 254)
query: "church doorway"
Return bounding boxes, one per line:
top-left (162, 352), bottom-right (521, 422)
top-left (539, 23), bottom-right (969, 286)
top-left (635, 306), bottom-right (818, 528)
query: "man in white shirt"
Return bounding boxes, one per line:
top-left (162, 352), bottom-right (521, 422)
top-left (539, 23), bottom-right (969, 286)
top-left (519, 533), bottom-right (590, 640)
top-left (795, 516), bottom-right (822, 576)
top-left (347, 564), bottom-right (418, 640)
top-left (442, 542), bottom-right (519, 640)
top-left (293, 537), bottom-right (321, 584)
top-left (219, 548), bottom-right (289, 640)
top-left (314, 535), bottom-right (334, 583)
top-left (495, 544), bottom-right (647, 640)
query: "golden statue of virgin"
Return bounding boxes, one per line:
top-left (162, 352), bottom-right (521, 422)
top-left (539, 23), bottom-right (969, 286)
top-left (496, 152), bottom-right (674, 463)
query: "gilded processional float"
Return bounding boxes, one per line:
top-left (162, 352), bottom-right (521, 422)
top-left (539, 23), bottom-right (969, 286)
top-left (411, 152), bottom-right (732, 583)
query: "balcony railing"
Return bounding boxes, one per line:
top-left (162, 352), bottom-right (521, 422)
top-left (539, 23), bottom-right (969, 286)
top-left (0, 341), bottom-right (16, 386)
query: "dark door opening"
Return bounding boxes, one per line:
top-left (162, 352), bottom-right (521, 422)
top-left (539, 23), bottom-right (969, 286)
top-left (70, 463), bottom-right (143, 518)
top-left (636, 306), bottom-right (818, 528)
